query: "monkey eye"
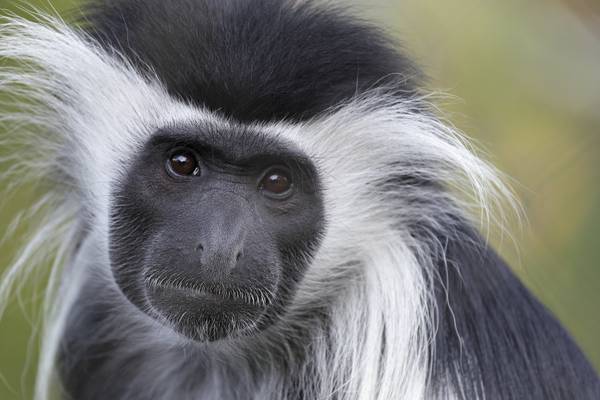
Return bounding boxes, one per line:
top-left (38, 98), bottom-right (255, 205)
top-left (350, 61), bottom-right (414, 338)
top-left (167, 149), bottom-right (200, 177)
top-left (259, 168), bottom-right (293, 197)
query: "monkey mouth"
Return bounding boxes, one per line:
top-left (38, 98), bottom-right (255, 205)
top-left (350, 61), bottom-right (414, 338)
top-left (143, 273), bottom-right (273, 308)
top-left (143, 272), bottom-right (276, 341)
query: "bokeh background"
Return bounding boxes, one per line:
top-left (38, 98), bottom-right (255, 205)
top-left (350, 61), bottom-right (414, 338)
top-left (0, 0), bottom-right (598, 398)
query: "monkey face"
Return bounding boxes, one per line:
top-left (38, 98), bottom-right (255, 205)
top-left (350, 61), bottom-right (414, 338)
top-left (108, 123), bottom-right (325, 342)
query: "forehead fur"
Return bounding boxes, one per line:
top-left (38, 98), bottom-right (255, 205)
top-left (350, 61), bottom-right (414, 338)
top-left (150, 122), bottom-right (311, 167)
top-left (84, 0), bottom-right (421, 122)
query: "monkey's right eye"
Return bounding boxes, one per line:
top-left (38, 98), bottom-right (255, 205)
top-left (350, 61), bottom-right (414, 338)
top-left (167, 150), bottom-right (199, 176)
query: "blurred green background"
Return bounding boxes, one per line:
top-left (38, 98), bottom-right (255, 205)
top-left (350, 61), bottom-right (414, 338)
top-left (0, 0), bottom-right (599, 398)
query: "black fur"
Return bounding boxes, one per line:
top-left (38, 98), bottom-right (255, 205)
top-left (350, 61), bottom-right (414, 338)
top-left (84, 0), bottom-right (421, 123)
top-left (429, 220), bottom-right (600, 399)
top-left (390, 179), bottom-right (600, 399)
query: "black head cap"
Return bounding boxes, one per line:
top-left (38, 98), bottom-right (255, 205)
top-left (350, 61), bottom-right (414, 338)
top-left (84, 0), bottom-right (421, 122)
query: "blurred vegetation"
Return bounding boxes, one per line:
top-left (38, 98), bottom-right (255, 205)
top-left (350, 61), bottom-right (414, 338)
top-left (1, 0), bottom-right (599, 398)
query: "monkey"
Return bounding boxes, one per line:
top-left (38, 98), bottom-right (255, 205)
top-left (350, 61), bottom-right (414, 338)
top-left (0, 0), bottom-right (598, 399)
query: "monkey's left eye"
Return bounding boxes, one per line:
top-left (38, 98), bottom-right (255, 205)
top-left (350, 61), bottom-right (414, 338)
top-left (259, 168), bottom-right (293, 197)
top-left (167, 150), bottom-right (199, 176)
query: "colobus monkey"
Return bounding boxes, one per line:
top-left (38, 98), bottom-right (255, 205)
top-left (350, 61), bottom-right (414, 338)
top-left (0, 0), bottom-right (598, 399)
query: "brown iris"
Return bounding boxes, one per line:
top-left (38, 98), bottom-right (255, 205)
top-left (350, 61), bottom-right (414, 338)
top-left (168, 150), bottom-right (198, 176)
top-left (260, 169), bottom-right (292, 196)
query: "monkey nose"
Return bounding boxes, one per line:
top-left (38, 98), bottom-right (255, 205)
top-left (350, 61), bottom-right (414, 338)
top-left (195, 239), bottom-right (244, 277)
top-left (192, 194), bottom-right (249, 278)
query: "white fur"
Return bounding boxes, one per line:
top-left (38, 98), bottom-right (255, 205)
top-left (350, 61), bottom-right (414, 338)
top-left (0, 16), bottom-right (517, 400)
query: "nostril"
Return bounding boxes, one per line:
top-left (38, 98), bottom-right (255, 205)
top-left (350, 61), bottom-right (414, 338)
top-left (235, 251), bottom-right (242, 262)
top-left (195, 243), bottom-right (204, 252)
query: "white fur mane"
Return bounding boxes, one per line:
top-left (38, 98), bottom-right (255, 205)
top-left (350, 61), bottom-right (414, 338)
top-left (0, 16), bottom-right (517, 400)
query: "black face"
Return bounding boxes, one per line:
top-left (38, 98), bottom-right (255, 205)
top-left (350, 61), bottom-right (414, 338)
top-left (109, 124), bottom-right (324, 342)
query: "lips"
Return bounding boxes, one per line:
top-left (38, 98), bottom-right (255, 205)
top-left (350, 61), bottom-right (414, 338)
top-left (144, 273), bottom-right (272, 307)
top-left (147, 277), bottom-right (233, 303)
top-left (150, 282), bottom-right (226, 305)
